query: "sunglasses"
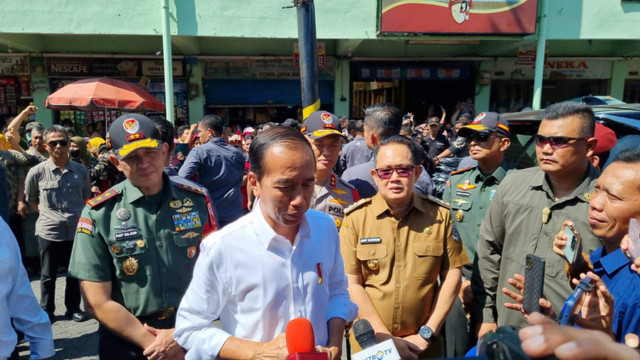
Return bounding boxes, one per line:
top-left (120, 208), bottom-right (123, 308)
top-left (534, 134), bottom-right (587, 149)
top-left (374, 165), bottom-right (415, 179)
top-left (47, 139), bottom-right (69, 147)
top-left (467, 131), bottom-right (498, 143)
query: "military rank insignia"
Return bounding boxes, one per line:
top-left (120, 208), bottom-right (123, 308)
top-left (122, 257), bottom-right (139, 275)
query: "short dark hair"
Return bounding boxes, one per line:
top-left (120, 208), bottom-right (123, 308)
top-left (199, 115), bottom-right (225, 136)
top-left (373, 135), bottom-right (424, 166)
top-left (177, 125), bottom-right (190, 137)
top-left (544, 101), bottom-right (595, 137)
top-left (364, 103), bottom-right (402, 141)
top-left (249, 126), bottom-right (314, 180)
top-left (614, 148), bottom-right (640, 164)
top-left (43, 125), bottom-right (69, 141)
top-left (149, 115), bottom-right (175, 151)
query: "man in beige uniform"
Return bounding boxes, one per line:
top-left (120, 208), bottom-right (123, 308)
top-left (302, 111), bottom-right (359, 229)
top-left (340, 135), bottom-right (468, 359)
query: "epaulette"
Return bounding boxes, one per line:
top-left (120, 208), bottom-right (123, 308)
top-left (86, 188), bottom-right (119, 208)
top-left (176, 182), bottom-right (206, 196)
top-left (449, 166), bottom-right (472, 176)
top-left (422, 194), bottom-right (451, 209)
top-left (344, 197), bottom-right (371, 215)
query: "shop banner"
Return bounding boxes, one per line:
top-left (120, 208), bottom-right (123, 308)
top-left (0, 56), bottom-right (30, 76)
top-left (294, 43), bottom-right (326, 68)
top-left (47, 58), bottom-right (142, 77)
top-left (356, 65), bottom-right (471, 80)
top-left (141, 60), bottom-right (184, 77)
top-left (493, 58), bottom-right (612, 80)
top-left (203, 58), bottom-right (335, 80)
top-left (380, 0), bottom-right (538, 35)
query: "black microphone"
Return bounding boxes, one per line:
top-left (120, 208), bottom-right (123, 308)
top-left (351, 319), bottom-right (401, 360)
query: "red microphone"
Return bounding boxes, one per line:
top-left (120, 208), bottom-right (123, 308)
top-left (286, 318), bottom-right (329, 360)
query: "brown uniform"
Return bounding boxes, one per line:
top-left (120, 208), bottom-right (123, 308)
top-left (340, 193), bottom-right (469, 357)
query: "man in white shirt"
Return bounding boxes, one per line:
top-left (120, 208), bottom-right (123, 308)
top-left (174, 126), bottom-right (358, 360)
top-left (0, 218), bottom-right (54, 360)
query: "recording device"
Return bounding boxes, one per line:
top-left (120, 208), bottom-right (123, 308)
top-left (522, 254), bottom-right (545, 314)
top-left (351, 319), bottom-right (401, 360)
top-left (403, 114), bottom-right (411, 120)
top-left (628, 218), bottom-right (640, 260)
top-left (477, 326), bottom-right (556, 360)
top-left (559, 276), bottom-right (594, 326)
top-left (175, 142), bottom-right (190, 157)
top-left (562, 224), bottom-right (581, 265)
top-left (285, 318), bottom-right (328, 360)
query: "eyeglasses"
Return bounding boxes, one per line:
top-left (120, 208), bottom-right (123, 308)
top-left (47, 139), bottom-right (69, 147)
top-left (374, 165), bottom-right (415, 179)
top-left (467, 131), bottom-right (497, 143)
top-left (534, 134), bottom-right (587, 149)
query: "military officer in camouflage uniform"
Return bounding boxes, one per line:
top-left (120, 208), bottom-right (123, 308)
top-left (302, 111), bottom-right (359, 229)
top-left (440, 112), bottom-right (512, 356)
top-left (68, 114), bottom-right (216, 360)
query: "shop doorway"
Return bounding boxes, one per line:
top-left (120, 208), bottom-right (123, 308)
top-left (403, 79), bottom-right (476, 123)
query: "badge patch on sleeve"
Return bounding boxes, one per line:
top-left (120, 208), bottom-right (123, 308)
top-left (77, 217), bottom-right (93, 235)
top-left (172, 212), bottom-right (202, 231)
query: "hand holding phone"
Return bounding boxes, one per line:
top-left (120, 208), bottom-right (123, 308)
top-left (562, 223), bottom-right (581, 265)
top-left (522, 254), bottom-right (545, 314)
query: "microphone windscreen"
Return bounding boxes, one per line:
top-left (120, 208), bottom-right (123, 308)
top-left (286, 317), bottom-right (316, 354)
top-left (352, 319), bottom-right (376, 349)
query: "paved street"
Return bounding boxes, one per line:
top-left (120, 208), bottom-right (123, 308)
top-left (17, 275), bottom-right (98, 360)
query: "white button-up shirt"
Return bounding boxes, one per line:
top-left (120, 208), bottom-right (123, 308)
top-left (174, 207), bottom-right (357, 359)
top-left (0, 219), bottom-right (54, 360)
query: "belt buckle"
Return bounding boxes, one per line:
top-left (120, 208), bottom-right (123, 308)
top-left (157, 306), bottom-right (175, 320)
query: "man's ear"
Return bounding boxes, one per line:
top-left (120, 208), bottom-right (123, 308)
top-left (248, 171), bottom-right (260, 198)
top-left (499, 137), bottom-right (511, 152)
top-left (109, 154), bottom-right (123, 171)
top-left (585, 137), bottom-right (598, 158)
top-left (370, 132), bottom-right (380, 148)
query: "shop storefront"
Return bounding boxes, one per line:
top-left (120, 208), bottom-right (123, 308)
top-left (625, 59), bottom-right (640, 104)
top-left (490, 58), bottom-right (613, 112)
top-left (350, 61), bottom-right (477, 121)
top-left (0, 55), bottom-right (32, 119)
top-left (202, 57), bottom-right (335, 125)
top-left (45, 57), bottom-right (188, 136)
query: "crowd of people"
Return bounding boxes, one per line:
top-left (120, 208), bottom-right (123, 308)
top-left (0, 99), bottom-right (639, 360)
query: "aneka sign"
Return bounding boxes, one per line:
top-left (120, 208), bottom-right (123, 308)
top-left (493, 58), bottom-right (612, 80)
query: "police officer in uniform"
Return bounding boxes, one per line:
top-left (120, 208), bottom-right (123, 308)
top-left (441, 112), bottom-right (511, 356)
top-left (68, 114), bottom-right (216, 359)
top-left (302, 111), bottom-right (359, 229)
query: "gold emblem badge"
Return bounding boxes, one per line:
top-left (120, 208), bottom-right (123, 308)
top-left (456, 209), bottom-right (464, 222)
top-left (169, 200), bottom-right (182, 209)
top-left (181, 231), bottom-right (200, 239)
top-left (366, 259), bottom-right (379, 271)
top-left (425, 227), bottom-right (433, 234)
top-left (187, 246), bottom-right (197, 259)
top-left (331, 188), bottom-right (347, 195)
top-left (136, 239), bottom-right (145, 248)
top-left (183, 198), bottom-right (194, 207)
top-left (334, 218), bottom-right (342, 228)
top-left (584, 192), bottom-right (592, 200)
top-left (457, 180), bottom-right (476, 191)
top-left (176, 207), bottom-right (193, 214)
top-left (122, 257), bottom-right (139, 276)
top-left (330, 198), bottom-right (349, 205)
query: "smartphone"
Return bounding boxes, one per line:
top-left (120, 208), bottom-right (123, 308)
top-left (403, 114), bottom-right (411, 120)
top-left (522, 254), bottom-right (545, 314)
top-left (628, 219), bottom-right (640, 260)
top-left (175, 142), bottom-right (190, 157)
top-left (562, 224), bottom-right (581, 265)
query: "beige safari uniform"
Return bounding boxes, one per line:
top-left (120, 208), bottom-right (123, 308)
top-left (310, 171), bottom-right (360, 229)
top-left (340, 193), bottom-right (469, 358)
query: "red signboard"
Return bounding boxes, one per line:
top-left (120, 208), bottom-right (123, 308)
top-left (380, 0), bottom-right (538, 35)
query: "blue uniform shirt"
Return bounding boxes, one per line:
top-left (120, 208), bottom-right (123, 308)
top-left (590, 247), bottom-right (640, 343)
top-left (178, 138), bottom-right (244, 226)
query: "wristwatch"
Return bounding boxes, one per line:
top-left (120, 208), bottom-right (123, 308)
top-left (419, 325), bottom-right (436, 343)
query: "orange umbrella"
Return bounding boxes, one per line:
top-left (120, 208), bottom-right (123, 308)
top-left (45, 77), bottom-right (165, 112)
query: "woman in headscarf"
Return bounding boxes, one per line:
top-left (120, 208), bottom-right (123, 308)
top-left (69, 136), bottom-right (89, 166)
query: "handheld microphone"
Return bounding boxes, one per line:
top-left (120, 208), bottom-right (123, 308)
top-left (351, 319), bottom-right (401, 360)
top-left (286, 318), bottom-right (328, 360)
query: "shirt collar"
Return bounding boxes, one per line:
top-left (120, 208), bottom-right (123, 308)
top-left (592, 247), bottom-right (631, 276)
top-left (209, 137), bottom-right (227, 145)
top-left (530, 164), bottom-right (599, 202)
top-left (123, 173), bottom-right (171, 204)
top-left (251, 203), bottom-right (309, 249)
top-left (371, 192), bottom-right (425, 218)
top-left (474, 161), bottom-right (510, 184)
top-left (45, 158), bottom-right (74, 172)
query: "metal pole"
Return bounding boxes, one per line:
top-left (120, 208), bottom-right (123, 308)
top-left (161, 0), bottom-right (175, 123)
top-left (532, 0), bottom-right (548, 110)
top-left (295, 0), bottom-right (320, 120)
